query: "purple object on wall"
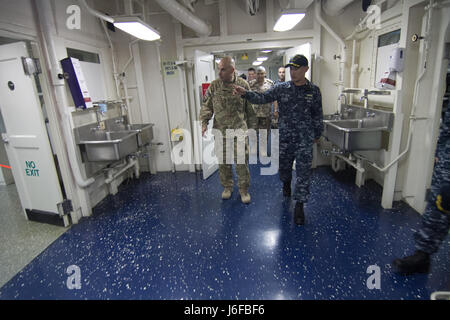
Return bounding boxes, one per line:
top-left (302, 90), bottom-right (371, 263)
top-left (60, 57), bottom-right (88, 109)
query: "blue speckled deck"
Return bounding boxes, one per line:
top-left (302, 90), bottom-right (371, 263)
top-left (0, 165), bottom-right (449, 300)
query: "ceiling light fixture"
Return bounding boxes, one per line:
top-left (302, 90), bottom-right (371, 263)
top-left (261, 50), bottom-right (272, 53)
top-left (273, 11), bottom-right (305, 32)
top-left (113, 16), bottom-right (160, 41)
top-left (257, 57), bottom-right (268, 62)
top-left (252, 61), bottom-right (263, 66)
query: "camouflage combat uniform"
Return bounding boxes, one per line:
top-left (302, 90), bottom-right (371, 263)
top-left (249, 78), bottom-right (274, 140)
top-left (244, 79), bottom-right (323, 202)
top-left (414, 102), bottom-right (450, 254)
top-left (199, 73), bottom-right (257, 192)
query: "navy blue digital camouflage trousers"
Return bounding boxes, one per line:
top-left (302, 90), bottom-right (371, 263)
top-left (415, 185), bottom-right (450, 254)
top-left (279, 139), bottom-right (314, 202)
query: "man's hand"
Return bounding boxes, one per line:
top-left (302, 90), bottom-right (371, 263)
top-left (202, 125), bottom-right (207, 137)
top-left (273, 110), bottom-right (279, 119)
top-left (233, 85), bottom-right (247, 96)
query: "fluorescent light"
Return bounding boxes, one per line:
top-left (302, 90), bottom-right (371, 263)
top-left (273, 13), bottom-right (305, 32)
top-left (261, 50), bottom-right (272, 53)
top-left (114, 17), bottom-right (160, 41)
top-left (252, 61), bottom-right (263, 66)
top-left (257, 56), bottom-right (268, 62)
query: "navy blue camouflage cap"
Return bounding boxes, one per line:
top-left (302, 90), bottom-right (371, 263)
top-left (285, 54), bottom-right (308, 68)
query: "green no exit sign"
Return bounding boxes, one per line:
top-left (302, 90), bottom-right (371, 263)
top-left (25, 160), bottom-right (40, 177)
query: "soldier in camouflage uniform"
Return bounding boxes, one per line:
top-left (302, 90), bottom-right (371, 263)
top-left (199, 56), bottom-right (257, 204)
top-left (234, 55), bottom-right (323, 225)
top-left (272, 67), bottom-right (286, 130)
top-left (393, 102), bottom-right (450, 274)
top-left (249, 66), bottom-right (274, 156)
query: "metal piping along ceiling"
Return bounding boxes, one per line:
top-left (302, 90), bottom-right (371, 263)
top-left (322, 0), bottom-right (355, 16)
top-left (154, 0), bottom-right (212, 37)
top-left (79, 0), bottom-right (114, 23)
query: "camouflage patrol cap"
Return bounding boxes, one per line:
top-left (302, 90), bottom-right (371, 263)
top-left (285, 54), bottom-right (308, 68)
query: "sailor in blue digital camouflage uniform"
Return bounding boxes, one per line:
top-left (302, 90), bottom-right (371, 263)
top-left (233, 54), bottom-right (323, 225)
top-left (393, 101), bottom-right (450, 274)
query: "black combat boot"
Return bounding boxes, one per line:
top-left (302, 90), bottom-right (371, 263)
top-left (294, 202), bottom-right (305, 225)
top-left (392, 250), bottom-right (431, 274)
top-left (283, 181), bottom-right (291, 197)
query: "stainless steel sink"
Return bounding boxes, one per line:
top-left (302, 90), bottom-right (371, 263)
top-left (124, 123), bottom-right (154, 147)
top-left (323, 105), bottom-right (394, 151)
top-left (106, 118), bottom-right (154, 147)
top-left (74, 125), bottom-right (139, 162)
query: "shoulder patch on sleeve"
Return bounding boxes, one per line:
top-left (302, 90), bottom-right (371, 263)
top-left (203, 87), bottom-right (211, 103)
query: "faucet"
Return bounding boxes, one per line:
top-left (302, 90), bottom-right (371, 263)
top-left (95, 109), bottom-right (102, 128)
top-left (120, 103), bottom-right (128, 117)
top-left (360, 89), bottom-right (369, 108)
top-left (338, 93), bottom-right (347, 105)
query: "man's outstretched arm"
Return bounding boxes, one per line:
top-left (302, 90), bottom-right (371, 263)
top-left (233, 84), bottom-right (279, 105)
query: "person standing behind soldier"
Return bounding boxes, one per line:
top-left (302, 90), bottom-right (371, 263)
top-left (247, 67), bottom-right (256, 82)
top-left (233, 55), bottom-right (323, 225)
top-left (274, 67), bottom-right (286, 85)
top-left (273, 67), bottom-right (286, 129)
top-left (199, 56), bottom-right (257, 204)
top-left (248, 66), bottom-right (274, 157)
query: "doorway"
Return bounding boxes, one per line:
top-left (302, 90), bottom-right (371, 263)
top-left (0, 36), bottom-right (67, 290)
top-left (186, 40), bottom-right (313, 179)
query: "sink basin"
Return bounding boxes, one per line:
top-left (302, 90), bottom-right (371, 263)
top-left (124, 123), bottom-right (154, 147)
top-left (323, 120), bottom-right (386, 151)
top-left (75, 126), bottom-right (139, 162)
top-left (106, 118), bottom-right (154, 147)
top-left (326, 119), bottom-right (387, 131)
top-left (322, 105), bottom-right (394, 151)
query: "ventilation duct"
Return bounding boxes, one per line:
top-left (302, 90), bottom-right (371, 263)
top-left (155, 0), bottom-right (211, 37)
top-left (322, 0), bottom-right (355, 16)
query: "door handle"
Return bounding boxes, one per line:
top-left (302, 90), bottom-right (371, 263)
top-left (1, 133), bottom-right (9, 144)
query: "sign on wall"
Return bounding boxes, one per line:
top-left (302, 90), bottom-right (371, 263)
top-left (162, 61), bottom-right (178, 77)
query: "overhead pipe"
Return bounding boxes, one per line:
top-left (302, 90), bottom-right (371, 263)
top-left (155, 42), bottom-right (176, 173)
top-left (100, 18), bottom-right (121, 100)
top-left (349, 39), bottom-right (358, 104)
top-left (79, 0), bottom-right (114, 23)
top-left (322, 0), bottom-right (354, 16)
top-left (122, 39), bottom-right (140, 75)
top-left (33, 0), bottom-right (95, 188)
top-left (154, 0), bottom-right (212, 37)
